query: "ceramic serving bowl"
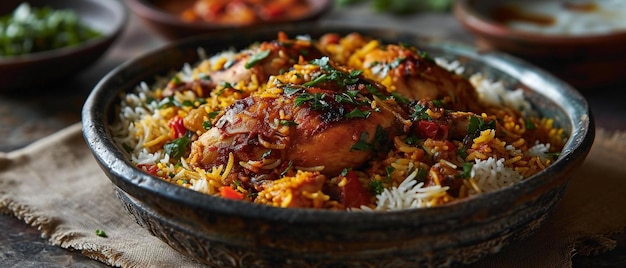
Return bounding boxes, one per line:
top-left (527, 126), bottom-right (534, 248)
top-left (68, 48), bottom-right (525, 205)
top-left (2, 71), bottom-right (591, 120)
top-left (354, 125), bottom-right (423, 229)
top-left (82, 23), bottom-right (594, 267)
top-left (0, 0), bottom-right (127, 91)
top-left (453, 0), bottom-right (626, 89)
top-left (125, 0), bottom-right (333, 40)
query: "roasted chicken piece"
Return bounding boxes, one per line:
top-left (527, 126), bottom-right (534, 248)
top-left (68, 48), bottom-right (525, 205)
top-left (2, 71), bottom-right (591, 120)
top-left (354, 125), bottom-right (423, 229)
top-left (188, 58), bottom-right (406, 185)
top-left (361, 44), bottom-right (483, 112)
top-left (320, 33), bottom-right (483, 112)
top-left (163, 32), bottom-right (324, 97)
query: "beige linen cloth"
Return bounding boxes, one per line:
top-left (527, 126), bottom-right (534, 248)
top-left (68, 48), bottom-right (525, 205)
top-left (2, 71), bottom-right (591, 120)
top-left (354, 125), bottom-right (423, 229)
top-left (1, 123), bottom-right (625, 267)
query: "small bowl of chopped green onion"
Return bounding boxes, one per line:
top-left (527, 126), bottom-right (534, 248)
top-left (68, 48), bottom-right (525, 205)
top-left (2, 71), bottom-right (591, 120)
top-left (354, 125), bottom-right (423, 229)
top-left (0, 0), bottom-right (127, 90)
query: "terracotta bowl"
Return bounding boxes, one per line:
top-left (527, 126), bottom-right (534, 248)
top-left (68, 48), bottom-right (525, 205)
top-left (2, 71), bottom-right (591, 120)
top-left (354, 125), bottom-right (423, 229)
top-left (0, 0), bottom-right (127, 91)
top-left (125, 0), bottom-right (333, 40)
top-left (453, 0), bottom-right (626, 89)
top-left (82, 23), bottom-right (594, 267)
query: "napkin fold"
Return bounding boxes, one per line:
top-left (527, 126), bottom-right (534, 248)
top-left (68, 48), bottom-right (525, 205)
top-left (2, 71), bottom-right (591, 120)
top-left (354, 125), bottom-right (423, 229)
top-left (1, 123), bottom-right (625, 268)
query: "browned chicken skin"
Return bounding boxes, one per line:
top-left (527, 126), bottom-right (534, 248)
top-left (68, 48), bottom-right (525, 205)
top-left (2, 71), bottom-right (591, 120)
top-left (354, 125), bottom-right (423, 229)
top-left (319, 33), bottom-right (483, 112)
top-left (163, 32), bottom-right (324, 97)
top-left (188, 58), bottom-right (406, 186)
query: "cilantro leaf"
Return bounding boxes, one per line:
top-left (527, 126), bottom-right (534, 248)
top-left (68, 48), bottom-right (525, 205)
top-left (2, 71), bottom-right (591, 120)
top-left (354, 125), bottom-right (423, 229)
top-left (164, 135), bottom-right (191, 159)
top-left (245, 49), bottom-right (270, 69)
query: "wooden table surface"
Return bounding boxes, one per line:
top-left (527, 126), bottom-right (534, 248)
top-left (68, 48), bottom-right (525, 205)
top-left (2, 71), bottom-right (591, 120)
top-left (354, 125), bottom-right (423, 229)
top-left (1, 2), bottom-right (625, 267)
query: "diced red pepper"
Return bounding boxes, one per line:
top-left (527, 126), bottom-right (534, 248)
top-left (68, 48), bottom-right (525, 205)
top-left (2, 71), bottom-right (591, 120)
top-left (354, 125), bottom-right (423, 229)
top-left (168, 116), bottom-right (187, 139)
top-left (137, 164), bottom-right (159, 176)
top-left (417, 120), bottom-right (440, 139)
top-left (444, 140), bottom-right (457, 152)
top-left (340, 171), bottom-right (372, 208)
top-left (220, 186), bottom-right (244, 200)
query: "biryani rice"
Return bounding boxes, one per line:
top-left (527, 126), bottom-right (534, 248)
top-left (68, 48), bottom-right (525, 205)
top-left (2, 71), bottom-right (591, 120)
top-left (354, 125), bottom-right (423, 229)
top-left (110, 32), bottom-right (566, 211)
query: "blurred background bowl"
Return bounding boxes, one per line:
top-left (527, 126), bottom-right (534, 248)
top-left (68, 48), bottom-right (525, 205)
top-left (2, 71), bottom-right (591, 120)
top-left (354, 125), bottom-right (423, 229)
top-left (0, 0), bottom-right (127, 91)
top-left (453, 0), bottom-right (626, 89)
top-left (125, 0), bottom-right (333, 40)
top-left (82, 23), bottom-right (594, 267)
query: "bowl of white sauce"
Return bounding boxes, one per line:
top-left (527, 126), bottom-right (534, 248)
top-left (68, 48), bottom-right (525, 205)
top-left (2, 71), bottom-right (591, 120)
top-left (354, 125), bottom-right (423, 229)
top-left (454, 0), bottom-right (626, 88)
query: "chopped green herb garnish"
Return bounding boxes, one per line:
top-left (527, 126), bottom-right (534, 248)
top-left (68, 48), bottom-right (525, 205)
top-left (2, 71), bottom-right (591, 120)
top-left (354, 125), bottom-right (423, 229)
top-left (404, 134), bottom-right (420, 145)
top-left (95, 229), bottom-right (107, 237)
top-left (345, 108), bottom-right (371, 119)
top-left (416, 168), bottom-right (428, 182)
top-left (220, 81), bottom-right (234, 89)
top-left (468, 116), bottom-right (496, 135)
top-left (282, 86), bottom-right (302, 96)
top-left (279, 119), bottom-right (298, 126)
top-left (349, 126), bottom-right (388, 152)
top-left (245, 49), bottom-right (270, 69)
top-left (306, 57), bottom-right (365, 87)
top-left (351, 132), bottom-right (372, 151)
top-left (164, 135), bottom-right (191, 159)
top-left (181, 100), bottom-right (194, 107)
top-left (0, 3), bottom-right (102, 57)
top-left (214, 88), bottom-right (225, 96)
top-left (457, 146), bottom-right (468, 159)
top-left (468, 116), bottom-right (479, 134)
top-left (294, 92), bottom-right (329, 110)
top-left (525, 119), bottom-right (536, 130)
top-left (365, 84), bottom-right (388, 100)
top-left (372, 125), bottom-right (389, 152)
top-left (410, 103), bottom-right (431, 121)
top-left (208, 111), bottom-right (220, 119)
top-left (391, 92), bottom-right (409, 104)
top-left (294, 92), bottom-right (314, 107)
top-left (334, 90), bottom-right (364, 105)
top-left (349, 70), bottom-right (363, 77)
top-left (340, 168), bottom-right (351, 177)
top-left (202, 120), bottom-right (212, 130)
top-left (545, 152), bottom-right (561, 159)
top-left (432, 99), bottom-right (444, 107)
top-left (303, 73), bottom-right (329, 87)
top-left (369, 180), bottom-right (384, 195)
top-left (385, 166), bottom-right (395, 181)
top-left (462, 162), bottom-right (473, 178)
top-left (262, 150), bottom-right (272, 159)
